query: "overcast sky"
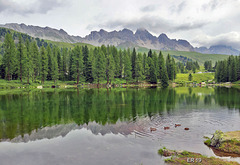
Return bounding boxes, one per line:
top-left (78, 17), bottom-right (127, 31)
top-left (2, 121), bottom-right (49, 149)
top-left (0, 0), bottom-right (240, 49)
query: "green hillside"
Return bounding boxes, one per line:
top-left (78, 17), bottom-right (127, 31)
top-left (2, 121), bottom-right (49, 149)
top-left (135, 46), bottom-right (230, 65)
top-left (45, 40), bottom-right (95, 49)
top-left (162, 50), bottom-right (230, 65)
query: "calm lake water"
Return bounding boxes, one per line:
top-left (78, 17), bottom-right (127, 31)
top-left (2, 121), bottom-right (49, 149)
top-left (0, 87), bottom-right (239, 165)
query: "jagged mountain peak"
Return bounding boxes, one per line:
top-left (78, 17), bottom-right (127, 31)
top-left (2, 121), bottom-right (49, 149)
top-left (0, 23), bottom-right (239, 55)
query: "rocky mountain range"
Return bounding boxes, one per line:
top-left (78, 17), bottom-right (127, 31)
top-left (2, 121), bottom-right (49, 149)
top-left (0, 23), bottom-right (239, 55)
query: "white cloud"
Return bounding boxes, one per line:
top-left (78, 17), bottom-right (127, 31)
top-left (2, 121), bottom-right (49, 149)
top-left (0, 0), bottom-right (239, 49)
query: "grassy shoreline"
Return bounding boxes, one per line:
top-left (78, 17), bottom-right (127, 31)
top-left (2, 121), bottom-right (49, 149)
top-left (0, 73), bottom-right (239, 89)
top-left (204, 131), bottom-right (240, 157)
top-left (158, 148), bottom-right (240, 165)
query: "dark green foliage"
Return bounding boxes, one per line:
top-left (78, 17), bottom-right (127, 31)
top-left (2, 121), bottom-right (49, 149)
top-left (16, 34), bottom-right (26, 82)
top-left (2, 33), bottom-right (16, 81)
top-left (92, 48), bottom-right (106, 84)
top-left (204, 61), bottom-right (212, 71)
top-left (158, 51), bottom-right (169, 87)
top-left (135, 53), bottom-right (144, 82)
top-left (106, 54), bottom-right (115, 84)
top-left (31, 41), bottom-right (40, 82)
top-left (40, 46), bottom-right (48, 84)
top-left (72, 46), bottom-right (83, 84)
top-left (166, 54), bottom-right (175, 81)
top-left (25, 38), bottom-right (33, 84)
top-left (131, 48), bottom-right (137, 79)
top-left (123, 49), bottom-right (132, 83)
top-left (215, 55), bottom-right (240, 82)
top-left (0, 32), bottom-right (178, 84)
top-left (149, 58), bottom-right (157, 84)
top-left (83, 45), bottom-right (93, 83)
top-left (148, 49), bottom-right (152, 58)
top-left (46, 45), bottom-right (53, 80)
top-left (188, 73), bottom-right (193, 81)
top-left (61, 48), bottom-right (67, 81)
top-left (176, 62), bottom-right (185, 73)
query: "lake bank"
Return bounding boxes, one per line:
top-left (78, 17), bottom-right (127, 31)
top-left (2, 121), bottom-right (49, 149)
top-left (204, 131), bottom-right (240, 157)
top-left (0, 79), bottom-right (239, 89)
top-left (158, 148), bottom-right (240, 165)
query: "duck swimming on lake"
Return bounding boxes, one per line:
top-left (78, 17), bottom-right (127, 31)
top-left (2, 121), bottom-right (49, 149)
top-left (150, 127), bottom-right (157, 132)
top-left (175, 124), bottom-right (181, 127)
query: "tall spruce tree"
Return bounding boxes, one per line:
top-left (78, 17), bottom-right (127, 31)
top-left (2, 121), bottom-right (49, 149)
top-left (149, 57), bottom-right (157, 84)
top-left (106, 54), bottom-right (115, 84)
top-left (135, 53), bottom-right (144, 82)
top-left (40, 46), bottom-right (48, 84)
top-left (52, 49), bottom-right (59, 84)
top-left (148, 49), bottom-right (152, 58)
top-left (172, 57), bottom-right (177, 80)
top-left (68, 49), bottom-right (74, 81)
top-left (46, 45), bottom-right (53, 80)
top-left (92, 48), bottom-right (106, 85)
top-left (25, 38), bottom-right (33, 84)
top-left (17, 34), bottom-right (26, 82)
top-left (123, 49), bottom-right (132, 83)
top-left (83, 45), bottom-right (93, 82)
top-left (131, 48), bottom-right (137, 79)
top-left (2, 33), bottom-right (16, 81)
top-left (31, 41), bottom-right (39, 82)
top-left (3, 33), bottom-right (16, 81)
top-left (61, 48), bottom-right (67, 81)
top-left (72, 46), bottom-right (83, 84)
top-left (119, 50), bottom-right (123, 78)
top-left (166, 54), bottom-right (174, 81)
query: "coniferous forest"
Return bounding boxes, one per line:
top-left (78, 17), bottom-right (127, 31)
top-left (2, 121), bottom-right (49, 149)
top-left (0, 32), bottom-right (240, 86)
top-left (0, 32), bottom-right (175, 87)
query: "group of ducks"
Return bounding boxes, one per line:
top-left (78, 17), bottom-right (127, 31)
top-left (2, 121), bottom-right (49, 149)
top-left (150, 124), bottom-right (189, 132)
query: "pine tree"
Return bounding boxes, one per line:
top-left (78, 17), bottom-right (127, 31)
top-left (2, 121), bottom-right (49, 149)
top-left (46, 45), bottom-right (53, 80)
top-left (119, 49), bottom-right (123, 78)
top-left (92, 48), bottom-right (105, 85)
top-left (68, 49), bottom-right (74, 81)
top-left (237, 55), bottom-right (240, 80)
top-left (52, 49), bottom-right (59, 84)
top-left (148, 49), bottom-right (152, 58)
top-left (123, 49), bottom-right (132, 83)
top-left (131, 48), bottom-right (137, 79)
top-left (40, 46), bottom-right (48, 84)
top-left (188, 73), bottom-right (193, 81)
top-left (161, 67), bottom-right (169, 87)
top-left (31, 41), bottom-right (40, 82)
top-left (56, 47), bottom-right (62, 74)
top-left (135, 53), bottom-right (144, 82)
top-left (83, 45), bottom-right (93, 82)
top-left (149, 57), bottom-right (157, 84)
top-left (17, 34), bottom-right (26, 82)
top-left (25, 38), bottom-right (33, 84)
top-left (61, 48), bottom-right (67, 81)
top-left (166, 54), bottom-right (174, 80)
top-left (72, 46), bottom-right (83, 84)
top-left (172, 57), bottom-right (177, 80)
top-left (3, 33), bottom-right (16, 81)
top-left (106, 54), bottom-right (115, 84)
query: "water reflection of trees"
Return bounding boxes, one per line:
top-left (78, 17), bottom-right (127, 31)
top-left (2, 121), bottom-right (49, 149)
top-left (0, 88), bottom-right (176, 140)
top-left (214, 87), bottom-right (240, 110)
top-left (0, 87), bottom-right (239, 140)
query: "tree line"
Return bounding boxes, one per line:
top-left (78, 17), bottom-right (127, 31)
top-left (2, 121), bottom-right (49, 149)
top-left (0, 33), bottom-right (179, 86)
top-left (215, 55), bottom-right (240, 82)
